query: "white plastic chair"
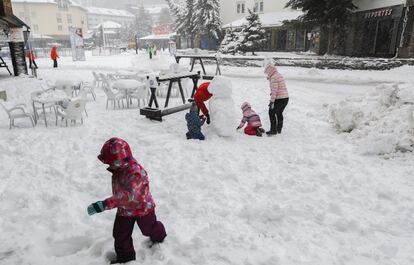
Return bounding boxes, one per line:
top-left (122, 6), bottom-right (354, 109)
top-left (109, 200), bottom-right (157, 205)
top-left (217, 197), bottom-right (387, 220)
top-left (129, 85), bottom-right (149, 107)
top-left (55, 80), bottom-right (75, 97)
top-left (92, 72), bottom-right (103, 88)
top-left (0, 101), bottom-right (35, 129)
top-left (102, 80), bottom-right (126, 109)
top-left (55, 98), bottom-right (86, 126)
top-left (79, 81), bottom-right (96, 101)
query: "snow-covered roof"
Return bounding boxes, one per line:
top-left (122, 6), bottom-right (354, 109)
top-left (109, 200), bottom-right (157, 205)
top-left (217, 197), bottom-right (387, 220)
top-left (86, 7), bottom-right (134, 18)
top-left (128, 4), bottom-right (168, 14)
top-left (11, 0), bottom-right (84, 8)
top-left (92, 21), bottom-right (122, 29)
top-left (140, 33), bottom-right (176, 41)
top-left (223, 10), bottom-right (303, 29)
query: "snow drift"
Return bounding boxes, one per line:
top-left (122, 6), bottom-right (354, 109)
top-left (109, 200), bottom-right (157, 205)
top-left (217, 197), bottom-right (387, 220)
top-left (329, 83), bottom-right (414, 155)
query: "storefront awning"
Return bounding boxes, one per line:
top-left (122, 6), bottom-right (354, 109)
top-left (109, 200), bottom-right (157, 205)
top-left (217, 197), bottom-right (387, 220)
top-left (0, 14), bottom-right (30, 29)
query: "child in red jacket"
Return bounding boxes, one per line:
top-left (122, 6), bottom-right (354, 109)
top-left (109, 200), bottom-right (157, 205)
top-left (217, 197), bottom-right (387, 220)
top-left (193, 82), bottom-right (212, 124)
top-left (87, 138), bottom-right (166, 264)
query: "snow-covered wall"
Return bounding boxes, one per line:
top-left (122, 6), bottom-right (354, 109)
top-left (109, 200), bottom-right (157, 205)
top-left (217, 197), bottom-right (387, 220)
top-left (354, 0), bottom-right (406, 11)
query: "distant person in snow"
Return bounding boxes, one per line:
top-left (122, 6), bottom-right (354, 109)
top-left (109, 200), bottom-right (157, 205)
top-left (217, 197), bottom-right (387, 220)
top-left (237, 102), bottom-right (265, 137)
top-left (264, 63), bottom-right (289, 135)
top-left (193, 82), bottom-right (213, 124)
top-left (147, 45), bottom-right (153, 59)
top-left (185, 103), bottom-right (206, 140)
top-left (50, 46), bottom-right (59, 68)
top-left (153, 44), bottom-right (157, 56)
top-left (87, 138), bottom-right (166, 264)
top-left (27, 49), bottom-right (38, 69)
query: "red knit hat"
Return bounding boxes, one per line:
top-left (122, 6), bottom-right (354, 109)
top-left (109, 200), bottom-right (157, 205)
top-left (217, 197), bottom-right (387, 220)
top-left (98, 138), bottom-right (133, 168)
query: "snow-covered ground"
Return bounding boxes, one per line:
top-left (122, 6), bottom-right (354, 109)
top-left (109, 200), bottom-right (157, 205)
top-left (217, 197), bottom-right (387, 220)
top-left (0, 51), bottom-right (413, 265)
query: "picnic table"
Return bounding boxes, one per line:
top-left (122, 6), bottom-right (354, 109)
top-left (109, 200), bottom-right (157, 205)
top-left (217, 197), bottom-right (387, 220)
top-left (175, 54), bottom-right (222, 76)
top-left (31, 90), bottom-right (69, 127)
top-left (113, 79), bottom-right (146, 108)
top-left (149, 71), bottom-right (201, 109)
top-left (140, 71), bottom-right (201, 121)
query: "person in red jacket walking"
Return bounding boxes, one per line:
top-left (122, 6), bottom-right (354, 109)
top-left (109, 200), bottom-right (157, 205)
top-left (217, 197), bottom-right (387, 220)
top-left (87, 138), bottom-right (166, 264)
top-left (50, 46), bottom-right (59, 68)
top-left (26, 50), bottom-right (38, 69)
top-left (193, 82), bottom-right (213, 124)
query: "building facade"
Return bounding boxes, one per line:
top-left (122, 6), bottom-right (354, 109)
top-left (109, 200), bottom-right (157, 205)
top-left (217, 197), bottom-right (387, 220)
top-left (220, 0), bottom-right (307, 52)
top-left (219, 0), bottom-right (290, 25)
top-left (11, 0), bottom-right (88, 41)
top-left (85, 7), bottom-right (134, 29)
top-left (345, 0), bottom-right (414, 57)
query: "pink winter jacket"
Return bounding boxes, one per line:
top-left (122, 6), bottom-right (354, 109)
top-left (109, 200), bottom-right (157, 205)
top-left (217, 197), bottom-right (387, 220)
top-left (239, 102), bottom-right (262, 128)
top-left (98, 138), bottom-right (155, 217)
top-left (264, 64), bottom-right (289, 102)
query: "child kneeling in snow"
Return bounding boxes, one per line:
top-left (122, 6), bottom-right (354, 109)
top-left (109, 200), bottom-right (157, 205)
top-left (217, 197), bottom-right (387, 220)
top-left (237, 102), bottom-right (265, 137)
top-left (87, 138), bottom-right (166, 264)
top-left (185, 103), bottom-right (206, 140)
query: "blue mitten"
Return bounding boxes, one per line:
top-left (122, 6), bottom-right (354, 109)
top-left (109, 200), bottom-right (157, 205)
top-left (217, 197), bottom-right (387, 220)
top-left (87, 201), bottom-right (106, 216)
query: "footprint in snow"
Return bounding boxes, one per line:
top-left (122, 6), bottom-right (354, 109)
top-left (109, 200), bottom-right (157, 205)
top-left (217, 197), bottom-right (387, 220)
top-left (48, 236), bottom-right (93, 257)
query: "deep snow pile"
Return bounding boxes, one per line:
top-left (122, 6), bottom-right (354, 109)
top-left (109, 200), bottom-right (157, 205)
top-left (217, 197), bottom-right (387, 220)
top-left (330, 83), bottom-right (414, 155)
top-left (1, 52), bottom-right (414, 265)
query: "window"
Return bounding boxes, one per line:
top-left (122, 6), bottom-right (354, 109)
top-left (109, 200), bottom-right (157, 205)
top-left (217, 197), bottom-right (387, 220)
top-left (254, 0), bottom-right (264, 13)
top-left (67, 14), bottom-right (72, 24)
top-left (237, 1), bottom-right (246, 14)
top-left (33, 24), bottom-right (39, 31)
top-left (31, 12), bottom-right (37, 18)
top-left (58, 25), bottom-right (63, 31)
top-left (56, 13), bottom-right (62, 23)
top-left (57, 0), bottom-right (69, 10)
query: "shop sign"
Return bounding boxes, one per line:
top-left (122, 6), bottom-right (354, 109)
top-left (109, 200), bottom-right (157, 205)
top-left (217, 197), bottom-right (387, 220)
top-left (364, 8), bottom-right (393, 19)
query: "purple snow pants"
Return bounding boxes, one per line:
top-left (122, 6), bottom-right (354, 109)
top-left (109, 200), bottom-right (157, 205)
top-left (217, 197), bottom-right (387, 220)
top-left (113, 210), bottom-right (166, 263)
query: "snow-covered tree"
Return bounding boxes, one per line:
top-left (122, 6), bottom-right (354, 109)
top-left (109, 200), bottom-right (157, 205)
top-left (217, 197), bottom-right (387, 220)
top-left (133, 6), bottom-right (153, 39)
top-left (238, 9), bottom-right (267, 55)
top-left (285, 0), bottom-right (357, 54)
top-left (194, 0), bottom-right (222, 40)
top-left (167, 0), bottom-right (197, 47)
top-left (168, 0), bottom-right (222, 48)
top-left (219, 29), bottom-right (242, 55)
top-left (157, 7), bottom-right (173, 25)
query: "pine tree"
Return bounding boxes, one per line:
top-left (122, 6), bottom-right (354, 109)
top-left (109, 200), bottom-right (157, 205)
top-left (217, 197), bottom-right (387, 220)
top-left (219, 29), bottom-right (241, 55)
top-left (238, 9), bottom-right (266, 55)
top-left (157, 7), bottom-right (173, 25)
top-left (134, 6), bottom-right (153, 39)
top-left (193, 0), bottom-right (222, 40)
top-left (285, 0), bottom-right (357, 54)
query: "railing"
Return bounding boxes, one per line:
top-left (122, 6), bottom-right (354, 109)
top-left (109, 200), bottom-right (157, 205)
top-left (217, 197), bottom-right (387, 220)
top-left (91, 47), bottom-right (122, 56)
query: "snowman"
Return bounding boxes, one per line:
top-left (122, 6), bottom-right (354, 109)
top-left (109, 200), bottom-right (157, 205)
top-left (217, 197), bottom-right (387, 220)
top-left (207, 76), bottom-right (237, 137)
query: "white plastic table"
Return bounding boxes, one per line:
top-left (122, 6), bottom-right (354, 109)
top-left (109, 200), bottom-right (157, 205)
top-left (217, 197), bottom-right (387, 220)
top-left (115, 70), bottom-right (138, 79)
top-left (31, 90), bottom-right (69, 127)
top-left (113, 79), bottom-right (146, 108)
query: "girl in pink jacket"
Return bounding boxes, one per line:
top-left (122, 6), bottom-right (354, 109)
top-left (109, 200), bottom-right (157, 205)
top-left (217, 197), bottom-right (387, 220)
top-left (264, 63), bottom-right (289, 135)
top-left (237, 102), bottom-right (265, 137)
top-left (87, 138), bottom-right (166, 264)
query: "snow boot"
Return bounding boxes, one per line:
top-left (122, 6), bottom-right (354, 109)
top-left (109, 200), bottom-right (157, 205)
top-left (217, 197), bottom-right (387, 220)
top-left (266, 130), bottom-right (277, 136)
top-left (206, 115), bottom-right (210, 124)
top-left (256, 128), bottom-right (263, 137)
top-left (110, 259), bottom-right (135, 264)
